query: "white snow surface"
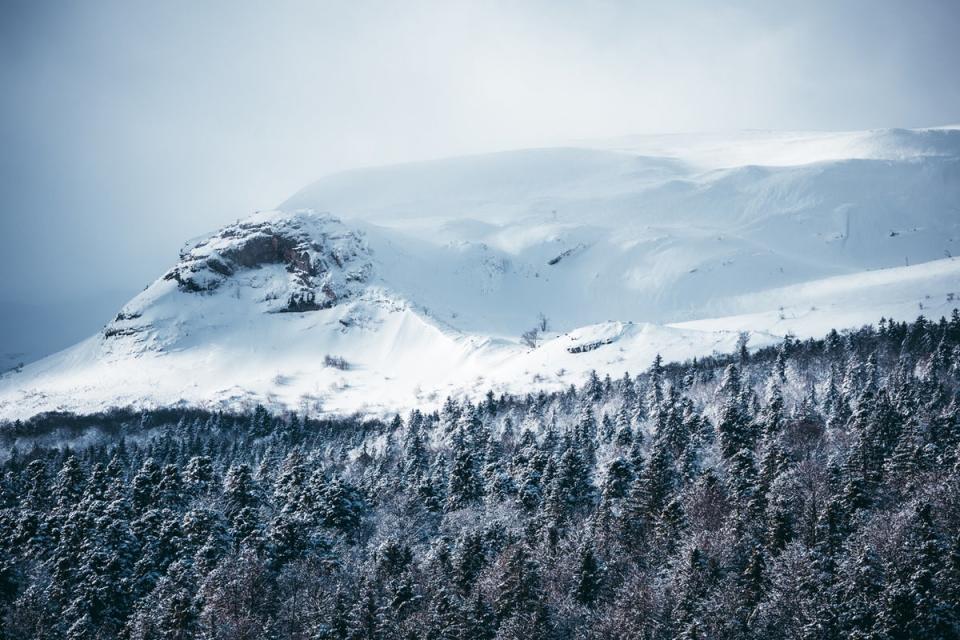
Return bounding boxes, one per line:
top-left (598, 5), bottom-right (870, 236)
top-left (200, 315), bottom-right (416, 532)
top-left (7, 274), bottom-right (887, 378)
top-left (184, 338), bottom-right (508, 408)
top-left (2, 127), bottom-right (959, 420)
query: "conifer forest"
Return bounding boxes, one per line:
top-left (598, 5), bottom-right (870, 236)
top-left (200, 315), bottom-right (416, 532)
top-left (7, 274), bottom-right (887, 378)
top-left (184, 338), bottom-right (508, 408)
top-left (1, 312), bottom-right (959, 640)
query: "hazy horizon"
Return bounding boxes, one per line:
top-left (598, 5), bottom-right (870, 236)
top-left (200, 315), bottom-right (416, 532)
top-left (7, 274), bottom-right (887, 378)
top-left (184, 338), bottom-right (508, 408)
top-left (2, 0), bottom-right (959, 366)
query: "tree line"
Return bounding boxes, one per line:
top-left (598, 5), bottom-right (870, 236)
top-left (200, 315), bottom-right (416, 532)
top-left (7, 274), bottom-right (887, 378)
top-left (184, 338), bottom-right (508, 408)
top-left (0, 311), bottom-right (959, 639)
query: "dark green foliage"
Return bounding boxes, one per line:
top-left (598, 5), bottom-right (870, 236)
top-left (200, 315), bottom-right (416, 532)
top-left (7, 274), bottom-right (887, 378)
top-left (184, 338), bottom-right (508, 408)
top-left (0, 312), bottom-right (957, 638)
top-left (573, 545), bottom-right (602, 608)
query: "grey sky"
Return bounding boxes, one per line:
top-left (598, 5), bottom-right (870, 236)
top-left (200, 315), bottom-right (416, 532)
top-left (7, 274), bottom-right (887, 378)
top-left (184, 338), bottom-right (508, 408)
top-left (1, 0), bottom-right (959, 364)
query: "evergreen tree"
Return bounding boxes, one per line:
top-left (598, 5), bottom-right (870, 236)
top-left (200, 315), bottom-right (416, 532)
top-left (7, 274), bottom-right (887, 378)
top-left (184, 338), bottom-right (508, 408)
top-left (716, 365), bottom-right (753, 461)
top-left (446, 429), bottom-right (484, 511)
top-left (462, 592), bottom-right (495, 640)
top-left (906, 503), bottom-right (951, 639)
top-left (837, 545), bottom-right (884, 637)
top-left (452, 531), bottom-right (486, 595)
top-left (321, 476), bottom-right (364, 535)
top-left (600, 457), bottom-right (633, 501)
top-left (346, 580), bottom-right (383, 640)
top-left (649, 354), bottom-right (665, 411)
top-left (573, 546), bottom-right (603, 608)
top-left (184, 455), bottom-right (215, 498)
top-left (222, 463), bottom-right (258, 518)
top-left (131, 458), bottom-right (161, 514)
top-left (495, 546), bottom-right (542, 620)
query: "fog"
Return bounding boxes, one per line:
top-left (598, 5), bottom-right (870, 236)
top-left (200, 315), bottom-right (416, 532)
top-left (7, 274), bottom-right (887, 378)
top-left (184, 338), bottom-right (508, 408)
top-left (1, 0), bottom-right (958, 365)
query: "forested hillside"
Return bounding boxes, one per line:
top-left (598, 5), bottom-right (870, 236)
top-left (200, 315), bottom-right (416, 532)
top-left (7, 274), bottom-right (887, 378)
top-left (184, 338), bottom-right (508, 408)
top-left (1, 312), bottom-right (959, 639)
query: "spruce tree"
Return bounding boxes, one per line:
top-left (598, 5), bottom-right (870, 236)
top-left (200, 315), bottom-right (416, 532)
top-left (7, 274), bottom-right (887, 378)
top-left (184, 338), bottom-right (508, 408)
top-left (573, 546), bottom-right (602, 608)
top-left (446, 429), bottom-right (484, 511)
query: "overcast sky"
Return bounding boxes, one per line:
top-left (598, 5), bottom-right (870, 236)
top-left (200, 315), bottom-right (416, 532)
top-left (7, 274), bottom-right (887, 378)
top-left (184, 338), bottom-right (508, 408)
top-left (1, 0), bottom-right (959, 362)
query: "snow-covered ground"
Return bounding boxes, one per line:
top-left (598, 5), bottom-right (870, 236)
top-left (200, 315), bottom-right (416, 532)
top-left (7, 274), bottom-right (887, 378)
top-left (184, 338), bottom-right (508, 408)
top-left (1, 127), bottom-right (958, 420)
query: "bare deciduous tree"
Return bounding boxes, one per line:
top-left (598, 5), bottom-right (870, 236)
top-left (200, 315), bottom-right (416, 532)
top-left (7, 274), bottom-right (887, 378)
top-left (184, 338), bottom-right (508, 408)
top-left (521, 328), bottom-right (540, 348)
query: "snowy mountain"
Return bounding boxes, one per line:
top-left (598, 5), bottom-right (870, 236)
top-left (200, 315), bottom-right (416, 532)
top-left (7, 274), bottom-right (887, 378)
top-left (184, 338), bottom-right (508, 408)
top-left (2, 126), bottom-right (959, 420)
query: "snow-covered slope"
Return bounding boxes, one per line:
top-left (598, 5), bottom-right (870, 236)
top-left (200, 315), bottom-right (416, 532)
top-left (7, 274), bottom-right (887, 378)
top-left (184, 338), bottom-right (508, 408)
top-left (1, 127), bottom-right (958, 420)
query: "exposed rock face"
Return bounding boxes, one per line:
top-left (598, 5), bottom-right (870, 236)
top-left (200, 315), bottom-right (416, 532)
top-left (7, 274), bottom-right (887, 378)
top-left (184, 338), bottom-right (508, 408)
top-left (162, 211), bottom-right (372, 311)
top-left (103, 211), bottom-right (375, 342)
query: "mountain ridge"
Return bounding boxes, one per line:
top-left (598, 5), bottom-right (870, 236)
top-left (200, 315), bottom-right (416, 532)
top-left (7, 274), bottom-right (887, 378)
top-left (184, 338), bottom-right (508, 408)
top-left (1, 126), bottom-right (959, 420)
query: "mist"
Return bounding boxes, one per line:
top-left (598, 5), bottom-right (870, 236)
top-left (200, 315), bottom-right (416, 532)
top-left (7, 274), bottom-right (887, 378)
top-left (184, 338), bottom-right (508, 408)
top-left (1, 0), bottom-right (959, 366)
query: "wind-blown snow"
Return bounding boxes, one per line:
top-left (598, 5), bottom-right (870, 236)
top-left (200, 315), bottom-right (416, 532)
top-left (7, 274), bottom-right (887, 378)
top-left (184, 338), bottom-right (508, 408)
top-left (1, 127), bottom-right (958, 420)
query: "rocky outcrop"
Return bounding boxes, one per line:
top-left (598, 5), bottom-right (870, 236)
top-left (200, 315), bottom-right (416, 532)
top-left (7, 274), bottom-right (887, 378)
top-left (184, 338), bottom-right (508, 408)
top-left (103, 211), bottom-right (375, 341)
top-left (162, 211), bottom-right (372, 311)
top-left (566, 336), bottom-right (614, 353)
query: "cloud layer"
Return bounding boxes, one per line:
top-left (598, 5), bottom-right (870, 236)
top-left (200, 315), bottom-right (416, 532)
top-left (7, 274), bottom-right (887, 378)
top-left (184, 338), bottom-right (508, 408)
top-left (1, 0), bottom-right (958, 359)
